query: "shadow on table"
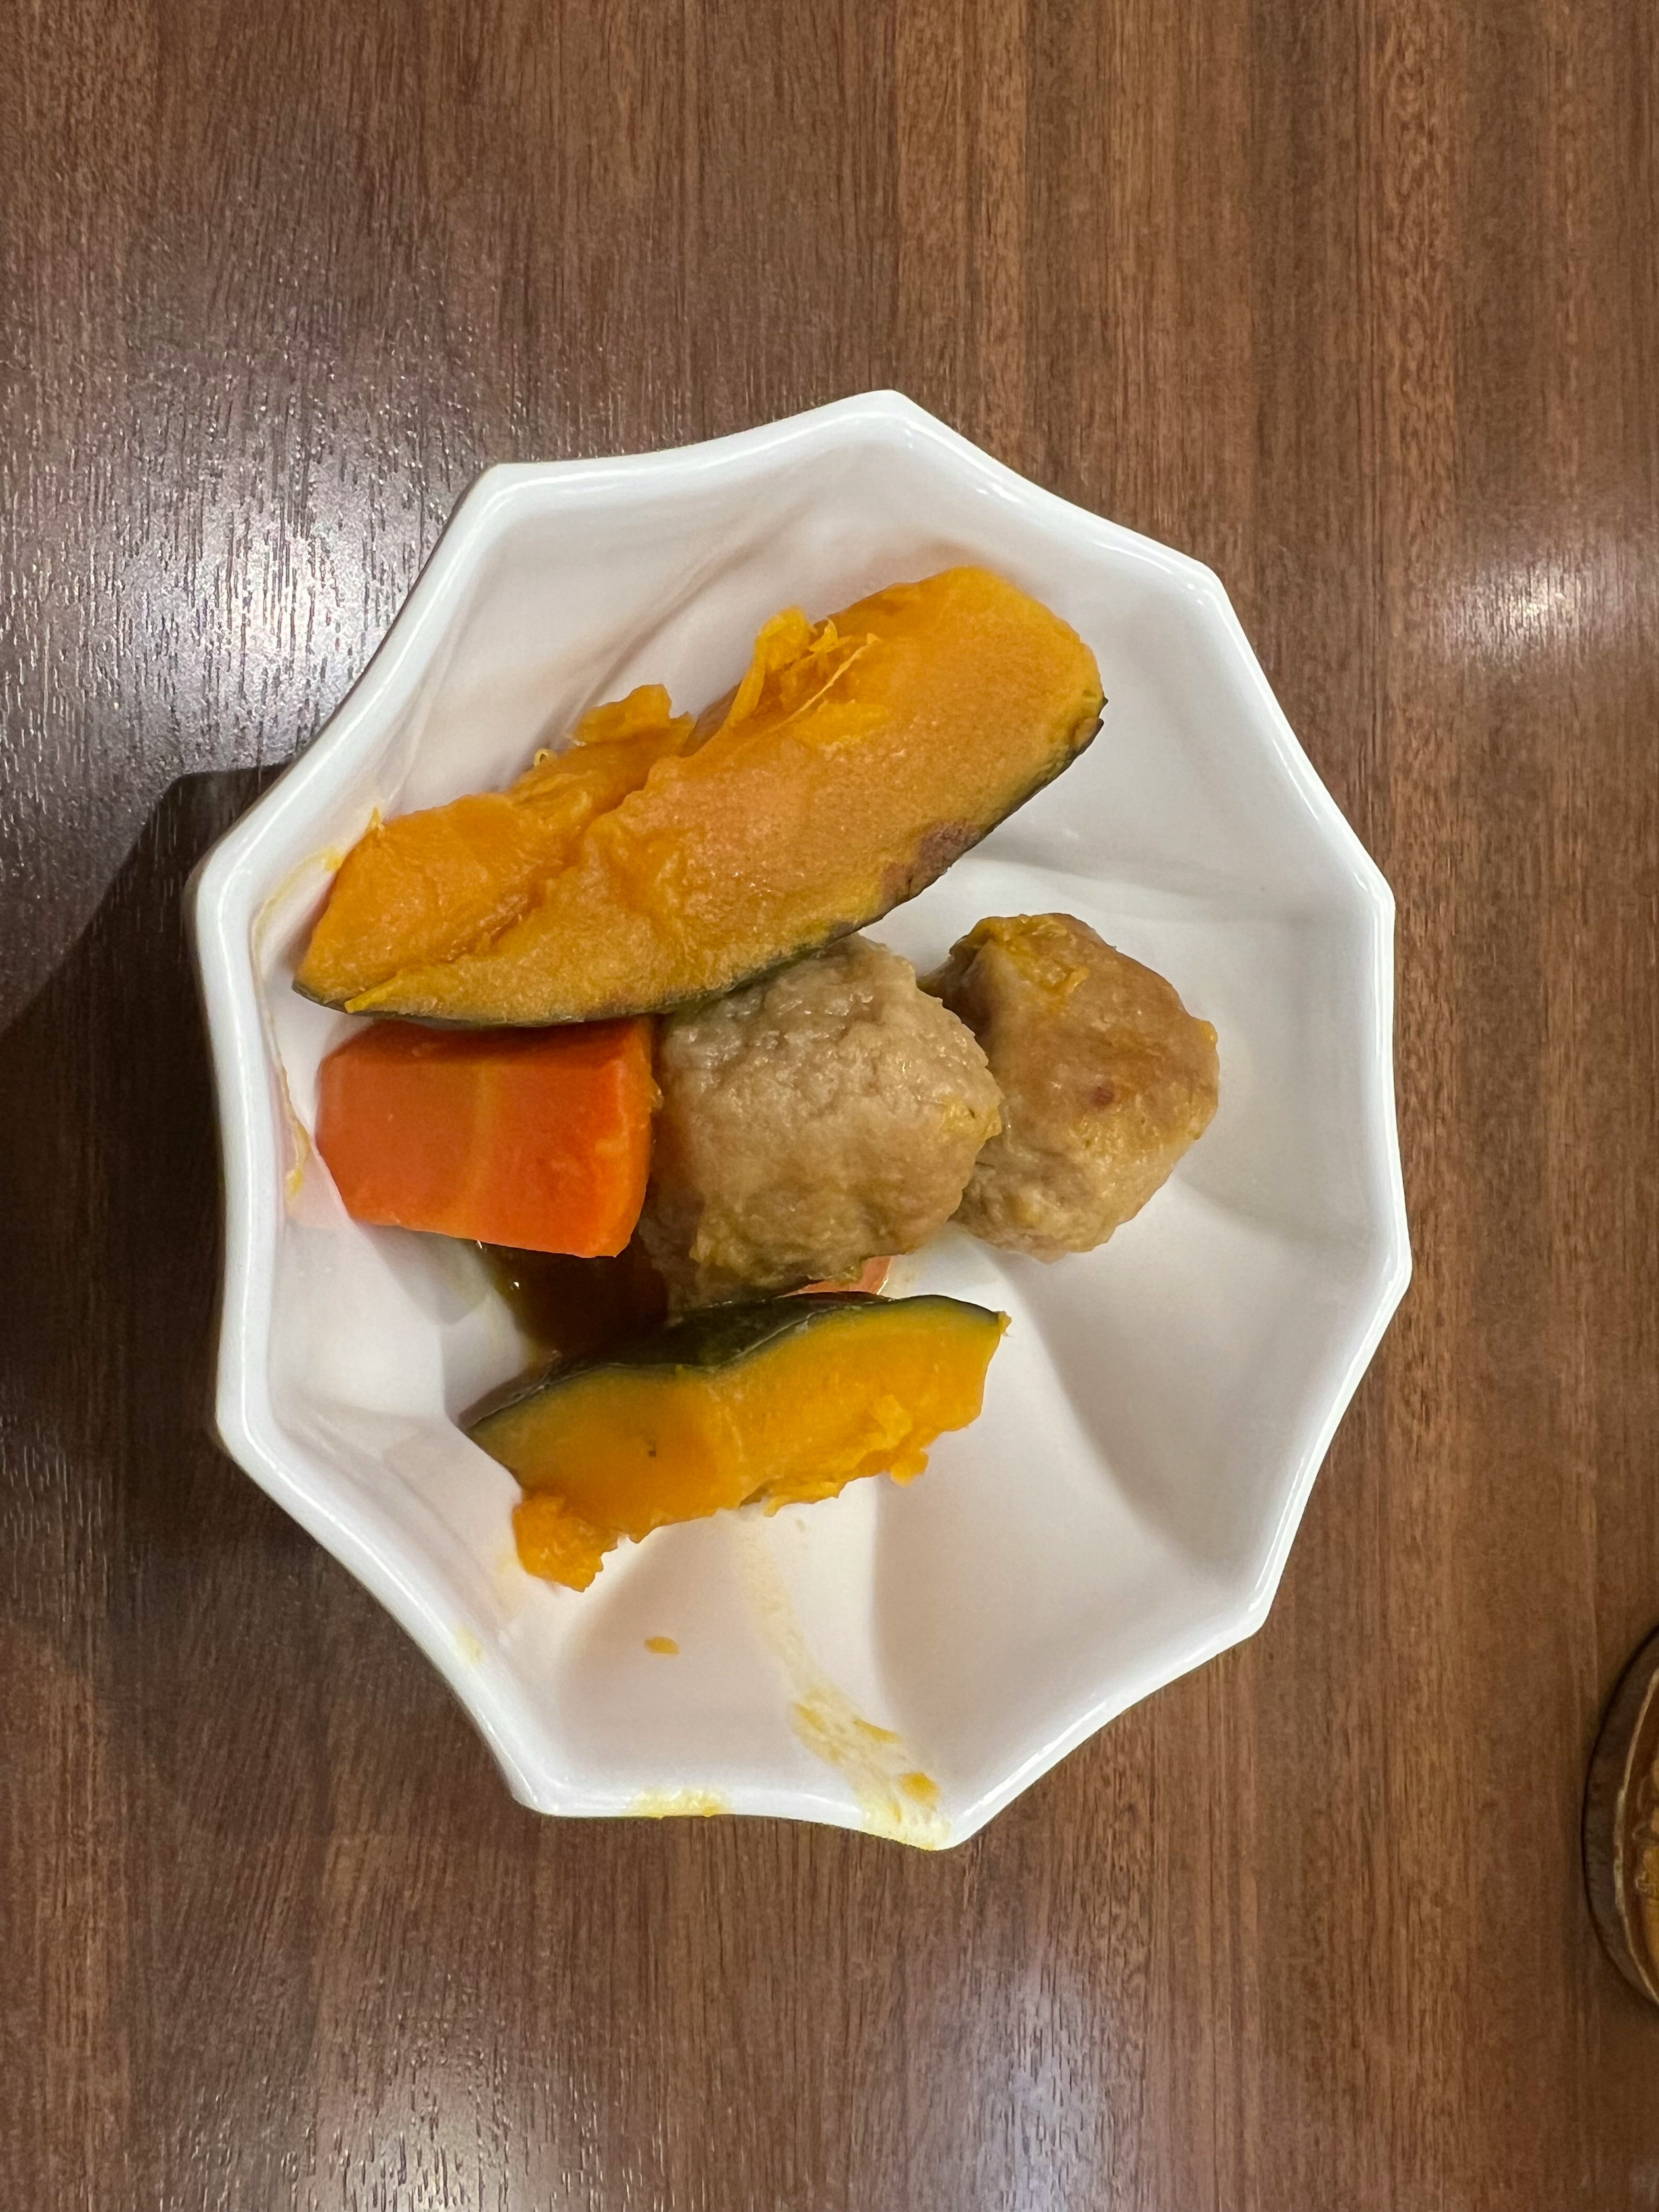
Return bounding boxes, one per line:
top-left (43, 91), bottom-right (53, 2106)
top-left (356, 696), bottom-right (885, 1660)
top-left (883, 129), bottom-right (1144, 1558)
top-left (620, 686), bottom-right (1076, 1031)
top-left (0, 764), bottom-right (277, 1489)
top-left (0, 768), bottom-right (451, 1838)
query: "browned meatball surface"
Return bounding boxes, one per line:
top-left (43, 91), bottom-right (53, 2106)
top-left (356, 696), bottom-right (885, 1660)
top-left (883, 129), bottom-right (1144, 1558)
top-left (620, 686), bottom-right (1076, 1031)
top-left (922, 913), bottom-right (1218, 1260)
top-left (640, 935), bottom-right (1002, 1307)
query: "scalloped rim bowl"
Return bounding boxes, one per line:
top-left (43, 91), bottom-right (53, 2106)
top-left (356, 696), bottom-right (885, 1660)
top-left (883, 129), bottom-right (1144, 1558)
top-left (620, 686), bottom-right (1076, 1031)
top-left (190, 392), bottom-right (1409, 1848)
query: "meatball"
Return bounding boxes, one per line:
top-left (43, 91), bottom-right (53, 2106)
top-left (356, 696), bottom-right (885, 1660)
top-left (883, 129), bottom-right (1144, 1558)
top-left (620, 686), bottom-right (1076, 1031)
top-left (640, 935), bottom-right (1002, 1307)
top-left (922, 913), bottom-right (1218, 1260)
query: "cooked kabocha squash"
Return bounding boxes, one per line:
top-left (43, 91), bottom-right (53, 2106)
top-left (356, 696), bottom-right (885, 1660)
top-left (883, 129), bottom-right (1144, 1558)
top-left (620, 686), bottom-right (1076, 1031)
top-left (314, 567), bottom-right (1103, 1024)
top-left (467, 1291), bottom-right (1008, 1590)
top-left (294, 686), bottom-right (694, 1005)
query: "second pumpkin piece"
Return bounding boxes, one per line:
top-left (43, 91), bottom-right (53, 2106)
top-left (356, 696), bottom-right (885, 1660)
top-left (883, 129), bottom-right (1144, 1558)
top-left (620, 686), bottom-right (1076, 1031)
top-left (470, 1291), bottom-right (1009, 1590)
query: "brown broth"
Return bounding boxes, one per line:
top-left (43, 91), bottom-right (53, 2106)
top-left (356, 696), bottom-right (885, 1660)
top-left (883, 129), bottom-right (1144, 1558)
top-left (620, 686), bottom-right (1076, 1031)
top-left (479, 1245), bottom-right (893, 1372)
top-left (479, 1238), bottom-right (669, 1367)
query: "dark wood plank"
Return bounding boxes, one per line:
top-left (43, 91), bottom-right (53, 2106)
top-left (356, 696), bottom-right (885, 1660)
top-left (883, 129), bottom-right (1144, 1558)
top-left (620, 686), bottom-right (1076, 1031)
top-left (3, 0), bottom-right (1656, 2205)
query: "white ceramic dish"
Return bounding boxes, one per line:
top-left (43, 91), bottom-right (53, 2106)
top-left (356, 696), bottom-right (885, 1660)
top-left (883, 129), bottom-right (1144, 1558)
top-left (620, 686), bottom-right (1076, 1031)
top-left (190, 391), bottom-right (1409, 1847)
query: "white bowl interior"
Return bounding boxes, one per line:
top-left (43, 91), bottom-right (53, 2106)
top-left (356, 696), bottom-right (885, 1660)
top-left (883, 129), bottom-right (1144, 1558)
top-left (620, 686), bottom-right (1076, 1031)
top-left (197, 396), bottom-right (1407, 1844)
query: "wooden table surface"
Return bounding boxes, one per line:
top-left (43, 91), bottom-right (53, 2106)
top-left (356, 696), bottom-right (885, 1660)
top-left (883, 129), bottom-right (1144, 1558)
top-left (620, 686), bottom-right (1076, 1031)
top-left (4, 1), bottom-right (1657, 2205)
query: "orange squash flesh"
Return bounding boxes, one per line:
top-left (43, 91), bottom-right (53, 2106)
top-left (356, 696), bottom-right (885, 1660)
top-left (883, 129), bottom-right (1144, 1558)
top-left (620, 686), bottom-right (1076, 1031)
top-left (468, 1292), bottom-right (1007, 1590)
top-left (294, 687), bottom-right (694, 1006)
top-left (322, 568), bottom-right (1103, 1024)
top-left (315, 1017), bottom-right (658, 1255)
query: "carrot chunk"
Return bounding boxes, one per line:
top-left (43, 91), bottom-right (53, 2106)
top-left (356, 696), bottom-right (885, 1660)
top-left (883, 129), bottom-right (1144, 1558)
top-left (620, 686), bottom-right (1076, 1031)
top-left (315, 1018), bottom-right (657, 1255)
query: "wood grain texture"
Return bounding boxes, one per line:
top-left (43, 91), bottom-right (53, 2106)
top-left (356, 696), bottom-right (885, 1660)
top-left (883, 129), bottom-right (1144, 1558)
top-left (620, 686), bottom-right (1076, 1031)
top-left (3, 0), bottom-right (1657, 2205)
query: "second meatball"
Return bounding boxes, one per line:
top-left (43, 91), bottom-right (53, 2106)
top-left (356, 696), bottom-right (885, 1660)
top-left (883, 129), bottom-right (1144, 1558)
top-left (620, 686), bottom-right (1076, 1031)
top-left (640, 935), bottom-right (1002, 1307)
top-left (922, 913), bottom-right (1219, 1260)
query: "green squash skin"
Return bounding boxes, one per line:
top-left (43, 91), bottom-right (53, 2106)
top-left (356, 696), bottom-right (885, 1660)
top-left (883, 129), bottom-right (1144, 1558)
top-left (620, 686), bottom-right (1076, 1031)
top-left (297, 701), bottom-right (1104, 1025)
top-left (464, 1291), bottom-right (1004, 1444)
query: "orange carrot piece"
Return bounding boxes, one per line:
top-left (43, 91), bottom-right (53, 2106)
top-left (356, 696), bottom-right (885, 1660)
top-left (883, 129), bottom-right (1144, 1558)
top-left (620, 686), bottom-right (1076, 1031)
top-left (315, 1018), bottom-right (657, 1256)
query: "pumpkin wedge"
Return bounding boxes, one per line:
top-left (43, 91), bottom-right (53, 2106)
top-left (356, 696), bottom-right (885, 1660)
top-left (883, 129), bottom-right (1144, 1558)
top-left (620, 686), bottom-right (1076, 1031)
top-left (295, 686), bottom-right (694, 1006)
top-left (467, 1291), bottom-right (1008, 1590)
top-left (312, 567), bottom-right (1103, 1024)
